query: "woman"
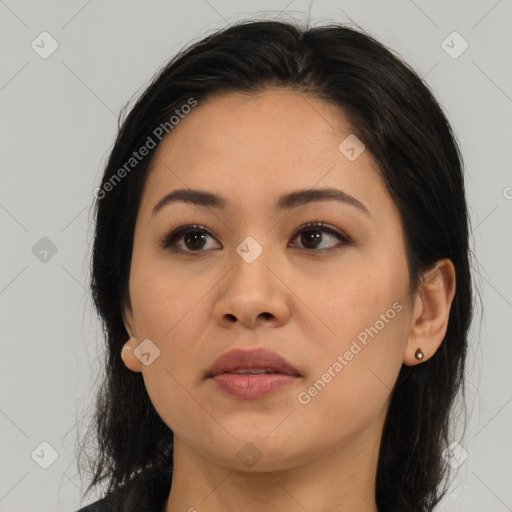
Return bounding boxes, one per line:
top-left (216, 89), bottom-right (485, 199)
top-left (76, 18), bottom-right (473, 512)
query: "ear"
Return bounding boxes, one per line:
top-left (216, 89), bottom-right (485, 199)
top-left (120, 298), bottom-right (142, 373)
top-left (404, 258), bottom-right (456, 366)
top-left (121, 336), bottom-right (143, 372)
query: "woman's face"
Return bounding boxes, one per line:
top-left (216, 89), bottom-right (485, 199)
top-left (122, 88), bottom-right (415, 471)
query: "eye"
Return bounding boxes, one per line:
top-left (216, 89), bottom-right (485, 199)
top-left (289, 222), bottom-right (351, 252)
top-left (159, 221), bottom-right (351, 254)
top-left (159, 224), bottom-right (220, 252)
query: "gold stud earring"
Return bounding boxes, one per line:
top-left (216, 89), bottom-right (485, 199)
top-left (414, 347), bottom-right (424, 360)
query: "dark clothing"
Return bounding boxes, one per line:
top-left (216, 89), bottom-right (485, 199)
top-left (75, 466), bottom-right (172, 512)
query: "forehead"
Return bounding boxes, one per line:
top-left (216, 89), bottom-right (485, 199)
top-left (155, 88), bottom-right (355, 165)
top-left (139, 88), bottom-right (389, 219)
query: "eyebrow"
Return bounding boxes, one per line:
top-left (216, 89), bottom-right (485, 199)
top-left (152, 187), bottom-right (370, 216)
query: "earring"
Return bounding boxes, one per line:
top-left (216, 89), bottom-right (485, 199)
top-left (122, 337), bottom-right (137, 353)
top-left (414, 347), bottom-right (424, 360)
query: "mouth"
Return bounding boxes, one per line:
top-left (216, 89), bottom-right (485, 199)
top-left (205, 347), bottom-right (301, 379)
top-left (205, 348), bottom-right (302, 400)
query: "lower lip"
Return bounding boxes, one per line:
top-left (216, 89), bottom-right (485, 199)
top-left (210, 373), bottom-right (299, 399)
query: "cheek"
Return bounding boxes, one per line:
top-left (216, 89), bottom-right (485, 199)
top-left (128, 263), bottom-right (208, 404)
top-left (294, 308), bottom-right (407, 444)
top-left (293, 257), bottom-right (408, 413)
top-left (295, 254), bottom-right (407, 346)
top-left (129, 259), bottom-right (209, 343)
top-left (129, 265), bottom-right (209, 433)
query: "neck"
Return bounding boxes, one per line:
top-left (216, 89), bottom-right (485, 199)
top-left (164, 416), bottom-right (383, 512)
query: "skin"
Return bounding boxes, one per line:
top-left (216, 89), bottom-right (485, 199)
top-left (121, 88), bottom-right (456, 512)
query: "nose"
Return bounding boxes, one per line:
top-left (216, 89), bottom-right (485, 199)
top-left (213, 244), bottom-right (291, 330)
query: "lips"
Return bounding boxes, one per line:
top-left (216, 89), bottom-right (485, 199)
top-left (206, 348), bottom-right (301, 378)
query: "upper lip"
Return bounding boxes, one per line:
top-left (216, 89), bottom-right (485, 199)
top-left (206, 348), bottom-right (301, 378)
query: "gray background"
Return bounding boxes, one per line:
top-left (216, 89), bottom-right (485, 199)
top-left (1, 1), bottom-right (511, 511)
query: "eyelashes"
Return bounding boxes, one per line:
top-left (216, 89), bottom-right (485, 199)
top-left (159, 221), bottom-right (352, 254)
top-left (159, 224), bottom-right (220, 252)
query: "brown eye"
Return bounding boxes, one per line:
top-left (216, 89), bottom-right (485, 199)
top-left (289, 222), bottom-right (351, 252)
top-left (160, 225), bottom-right (220, 252)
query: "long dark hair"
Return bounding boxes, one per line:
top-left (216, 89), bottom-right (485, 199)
top-left (78, 19), bottom-right (475, 511)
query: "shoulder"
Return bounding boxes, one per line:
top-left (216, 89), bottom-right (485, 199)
top-left (74, 492), bottom-right (120, 512)
top-left (74, 465), bottom-right (172, 512)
